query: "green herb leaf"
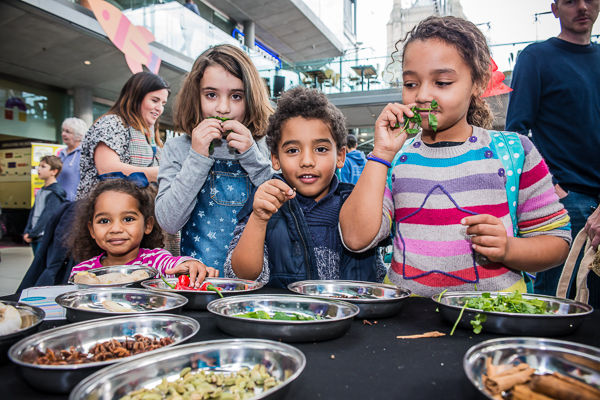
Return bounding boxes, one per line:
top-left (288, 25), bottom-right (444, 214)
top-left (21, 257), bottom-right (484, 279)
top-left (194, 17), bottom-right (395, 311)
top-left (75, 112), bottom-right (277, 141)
top-left (428, 113), bottom-right (438, 131)
top-left (431, 99), bottom-right (438, 108)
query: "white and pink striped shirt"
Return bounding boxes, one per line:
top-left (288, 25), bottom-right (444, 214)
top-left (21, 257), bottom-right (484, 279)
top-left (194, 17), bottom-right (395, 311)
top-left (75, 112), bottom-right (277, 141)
top-left (71, 248), bottom-right (192, 277)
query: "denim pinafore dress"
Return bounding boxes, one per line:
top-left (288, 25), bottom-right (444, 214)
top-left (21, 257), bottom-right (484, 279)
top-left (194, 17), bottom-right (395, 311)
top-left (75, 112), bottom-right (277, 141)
top-left (180, 158), bottom-right (251, 273)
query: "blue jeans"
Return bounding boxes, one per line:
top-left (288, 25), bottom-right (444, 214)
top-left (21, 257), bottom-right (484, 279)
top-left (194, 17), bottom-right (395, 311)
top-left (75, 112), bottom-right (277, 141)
top-left (180, 158), bottom-right (252, 274)
top-left (534, 190), bottom-right (600, 307)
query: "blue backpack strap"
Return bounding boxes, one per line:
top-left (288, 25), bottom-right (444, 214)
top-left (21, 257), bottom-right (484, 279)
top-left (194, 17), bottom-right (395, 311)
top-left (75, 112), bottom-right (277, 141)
top-left (488, 131), bottom-right (534, 292)
top-left (488, 131), bottom-right (524, 238)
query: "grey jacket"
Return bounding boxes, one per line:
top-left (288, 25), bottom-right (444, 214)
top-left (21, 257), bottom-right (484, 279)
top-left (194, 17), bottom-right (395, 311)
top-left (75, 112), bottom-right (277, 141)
top-left (155, 135), bottom-right (274, 234)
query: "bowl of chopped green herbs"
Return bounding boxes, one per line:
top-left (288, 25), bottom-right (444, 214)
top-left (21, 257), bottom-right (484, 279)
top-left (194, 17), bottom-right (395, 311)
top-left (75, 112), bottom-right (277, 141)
top-left (207, 294), bottom-right (360, 342)
top-left (432, 290), bottom-right (593, 336)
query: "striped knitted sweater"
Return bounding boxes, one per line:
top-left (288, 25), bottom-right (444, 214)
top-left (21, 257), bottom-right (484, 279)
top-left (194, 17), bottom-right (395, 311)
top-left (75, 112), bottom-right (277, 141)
top-left (347, 127), bottom-right (571, 297)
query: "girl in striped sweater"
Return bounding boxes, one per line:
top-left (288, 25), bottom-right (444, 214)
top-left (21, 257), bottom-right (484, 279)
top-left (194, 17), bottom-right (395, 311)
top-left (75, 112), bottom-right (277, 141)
top-left (339, 16), bottom-right (571, 297)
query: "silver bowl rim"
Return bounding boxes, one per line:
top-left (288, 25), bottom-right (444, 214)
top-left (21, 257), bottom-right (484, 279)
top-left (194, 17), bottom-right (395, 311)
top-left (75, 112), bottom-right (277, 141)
top-left (68, 266), bottom-right (158, 288)
top-left (432, 291), bottom-right (594, 318)
top-left (142, 277), bottom-right (264, 294)
top-left (55, 287), bottom-right (189, 315)
top-left (0, 300), bottom-right (46, 340)
top-left (287, 280), bottom-right (412, 303)
top-left (69, 338), bottom-right (307, 400)
top-left (207, 294), bottom-right (360, 324)
top-left (8, 313), bottom-right (200, 370)
top-left (462, 337), bottom-right (600, 399)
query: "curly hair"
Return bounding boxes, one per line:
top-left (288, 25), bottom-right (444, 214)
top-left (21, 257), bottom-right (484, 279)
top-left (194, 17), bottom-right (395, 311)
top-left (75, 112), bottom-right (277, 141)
top-left (266, 86), bottom-right (347, 154)
top-left (67, 179), bottom-right (164, 263)
top-left (389, 16), bottom-right (494, 129)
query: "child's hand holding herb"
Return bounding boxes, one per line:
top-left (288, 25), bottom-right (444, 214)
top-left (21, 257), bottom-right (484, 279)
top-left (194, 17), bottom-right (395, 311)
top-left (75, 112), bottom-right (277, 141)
top-left (192, 118), bottom-right (224, 157)
top-left (372, 102), bottom-right (418, 163)
top-left (221, 119), bottom-right (254, 154)
top-left (394, 100), bottom-right (439, 135)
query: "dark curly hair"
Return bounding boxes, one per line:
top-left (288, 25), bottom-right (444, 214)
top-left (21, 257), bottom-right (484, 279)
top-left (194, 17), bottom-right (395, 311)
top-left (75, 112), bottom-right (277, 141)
top-left (266, 86), bottom-right (347, 154)
top-left (67, 179), bottom-right (164, 263)
top-left (389, 16), bottom-right (494, 129)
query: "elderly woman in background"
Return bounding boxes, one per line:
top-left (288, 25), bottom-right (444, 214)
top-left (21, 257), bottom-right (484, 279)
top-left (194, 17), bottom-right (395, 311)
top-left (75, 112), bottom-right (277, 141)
top-left (76, 72), bottom-right (170, 200)
top-left (57, 117), bottom-right (88, 201)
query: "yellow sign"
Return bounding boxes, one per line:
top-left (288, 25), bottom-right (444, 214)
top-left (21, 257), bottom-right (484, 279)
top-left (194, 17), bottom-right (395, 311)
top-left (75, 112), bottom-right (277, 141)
top-left (30, 143), bottom-right (66, 205)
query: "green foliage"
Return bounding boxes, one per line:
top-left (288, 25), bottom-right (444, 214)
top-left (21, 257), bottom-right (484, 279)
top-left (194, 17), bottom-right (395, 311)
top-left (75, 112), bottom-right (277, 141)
top-left (394, 100), bottom-right (438, 135)
top-left (450, 290), bottom-right (551, 335)
top-left (234, 311), bottom-right (319, 321)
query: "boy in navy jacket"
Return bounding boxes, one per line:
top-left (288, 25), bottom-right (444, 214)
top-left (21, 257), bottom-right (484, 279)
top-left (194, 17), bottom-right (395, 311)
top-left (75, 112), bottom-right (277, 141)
top-left (224, 86), bottom-right (385, 288)
top-left (24, 155), bottom-right (67, 255)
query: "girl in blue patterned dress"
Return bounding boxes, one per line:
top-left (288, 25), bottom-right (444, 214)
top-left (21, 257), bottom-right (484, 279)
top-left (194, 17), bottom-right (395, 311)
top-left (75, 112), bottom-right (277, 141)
top-left (155, 45), bottom-right (274, 280)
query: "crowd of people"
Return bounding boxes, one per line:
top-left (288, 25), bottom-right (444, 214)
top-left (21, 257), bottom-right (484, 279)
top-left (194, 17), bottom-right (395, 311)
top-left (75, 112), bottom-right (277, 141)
top-left (20, 0), bottom-right (600, 307)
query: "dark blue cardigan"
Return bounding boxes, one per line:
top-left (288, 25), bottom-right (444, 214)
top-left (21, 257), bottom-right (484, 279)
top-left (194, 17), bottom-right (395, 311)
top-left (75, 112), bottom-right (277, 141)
top-left (236, 177), bottom-right (384, 288)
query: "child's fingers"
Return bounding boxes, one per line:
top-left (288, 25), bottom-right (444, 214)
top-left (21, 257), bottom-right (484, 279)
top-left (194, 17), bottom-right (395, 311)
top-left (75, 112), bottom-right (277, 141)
top-left (266, 179), bottom-right (295, 197)
top-left (256, 198), bottom-right (279, 215)
top-left (222, 120), bottom-right (249, 135)
top-left (206, 268), bottom-right (219, 278)
top-left (461, 214), bottom-right (497, 226)
top-left (466, 223), bottom-right (500, 236)
top-left (471, 234), bottom-right (500, 248)
top-left (471, 243), bottom-right (502, 259)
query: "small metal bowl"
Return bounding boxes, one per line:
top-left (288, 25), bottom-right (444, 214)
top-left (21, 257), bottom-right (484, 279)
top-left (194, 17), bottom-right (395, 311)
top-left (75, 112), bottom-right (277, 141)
top-left (68, 265), bottom-right (158, 289)
top-left (207, 294), bottom-right (360, 343)
top-left (433, 291), bottom-right (593, 336)
top-left (463, 337), bottom-right (600, 400)
top-left (142, 277), bottom-right (264, 310)
top-left (55, 288), bottom-right (188, 323)
top-left (0, 301), bottom-right (45, 364)
top-left (8, 314), bottom-right (200, 394)
top-left (70, 339), bottom-right (306, 400)
top-left (288, 280), bottom-right (411, 318)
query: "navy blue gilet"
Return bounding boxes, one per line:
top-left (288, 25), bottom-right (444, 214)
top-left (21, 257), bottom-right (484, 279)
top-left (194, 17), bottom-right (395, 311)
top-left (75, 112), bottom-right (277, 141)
top-left (237, 176), bottom-right (382, 288)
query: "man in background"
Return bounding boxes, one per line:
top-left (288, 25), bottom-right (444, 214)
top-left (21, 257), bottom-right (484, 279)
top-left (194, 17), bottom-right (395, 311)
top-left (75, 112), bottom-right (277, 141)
top-left (506, 0), bottom-right (600, 303)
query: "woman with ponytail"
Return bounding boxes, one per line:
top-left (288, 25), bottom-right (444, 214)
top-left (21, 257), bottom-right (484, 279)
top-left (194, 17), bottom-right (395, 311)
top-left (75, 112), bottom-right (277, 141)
top-left (339, 16), bottom-right (572, 297)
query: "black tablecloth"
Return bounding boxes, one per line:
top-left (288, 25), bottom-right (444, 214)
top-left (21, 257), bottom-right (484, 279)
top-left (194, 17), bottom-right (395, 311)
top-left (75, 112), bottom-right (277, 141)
top-left (1, 289), bottom-right (599, 400)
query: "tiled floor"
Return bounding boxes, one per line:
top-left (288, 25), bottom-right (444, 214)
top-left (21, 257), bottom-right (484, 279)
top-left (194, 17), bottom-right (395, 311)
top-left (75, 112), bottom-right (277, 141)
top-left (0, 246), bottom-right (33, 296)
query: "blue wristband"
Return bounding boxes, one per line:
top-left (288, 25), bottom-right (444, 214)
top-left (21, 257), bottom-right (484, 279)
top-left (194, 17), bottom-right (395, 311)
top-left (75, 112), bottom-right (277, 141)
top-left (366, 153), bottom-right (392, 168)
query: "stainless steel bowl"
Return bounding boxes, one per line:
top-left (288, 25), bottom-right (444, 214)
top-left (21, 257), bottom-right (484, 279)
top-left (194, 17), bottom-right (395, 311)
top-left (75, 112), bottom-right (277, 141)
top-left (70, 339), bottom-right (306, 400)
top-left (68, 265), bottom-right (158, 289)
top-left (142, 277), bottom-right (264, 310)
top-left (8, 314), bottom-right (199, 394)
top-left (55, 288), bottom-right (188, 323)
top-left (207, 294), bottom-right (360, 342)
top-left (433, 291), bottom-right (593, 336)
top-left (288, 280), bottom-right (411, 319)
top-left (0, 301), bottom-right (45, 364)
top-left (463, 337), bottom-right (600, 400)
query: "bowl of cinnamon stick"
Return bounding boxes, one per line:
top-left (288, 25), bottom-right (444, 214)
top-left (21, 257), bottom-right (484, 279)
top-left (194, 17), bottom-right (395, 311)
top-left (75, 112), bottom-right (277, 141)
top-left (463, 337), bottom-right (600, 400)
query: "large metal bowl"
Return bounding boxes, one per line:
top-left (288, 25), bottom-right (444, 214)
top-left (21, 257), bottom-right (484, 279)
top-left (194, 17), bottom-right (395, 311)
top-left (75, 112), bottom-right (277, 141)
top-left (433, 291), bottom-right (593, 336)
top-left (288, 280), bottom-right (411, 319)
top-left (68, 265), bottom-right (158, 289)
top-left (70, 339), bottom-right (305, 400)
top-left (8, 314), bottom-right (199, 394)
top-left (55, 288), bottom-right (188, 323)
top-left (0, 301), bottom-right (45, 364)
top-left (463, 337), bottom-right (600, 400)
top-left (142, 277), bottom-right (264, 310)
top-left (207, 294), bottom-right (360, 342)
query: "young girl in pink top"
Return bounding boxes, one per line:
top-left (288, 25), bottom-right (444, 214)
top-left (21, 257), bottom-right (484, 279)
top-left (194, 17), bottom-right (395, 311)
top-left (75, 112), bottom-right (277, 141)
top-left (68, 177), bottom-right (218, 287)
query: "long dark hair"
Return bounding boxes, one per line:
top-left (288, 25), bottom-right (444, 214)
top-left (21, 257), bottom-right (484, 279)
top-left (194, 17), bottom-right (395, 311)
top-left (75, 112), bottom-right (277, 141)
top-left (174, 44), bottom-right (273, 139)
top-left (106, 72), bottom-right (171, 147)
top-left (67, 179), bottom-right (164, 263)
top-left (390, 16), bottom-right (494, 129)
